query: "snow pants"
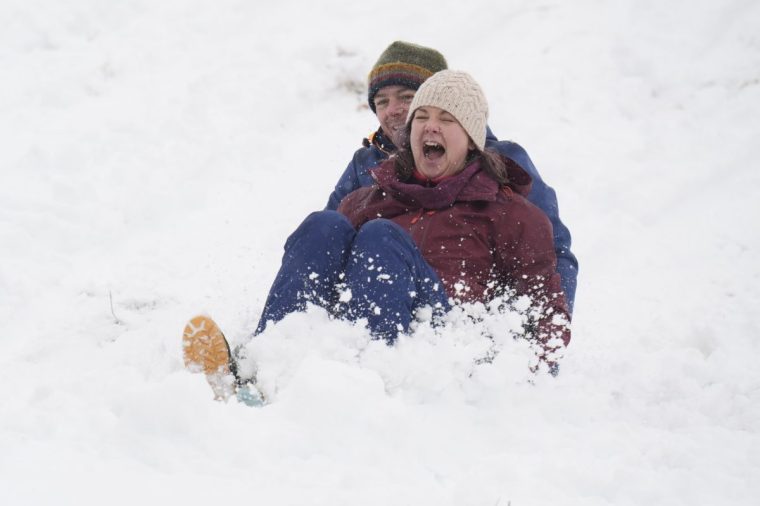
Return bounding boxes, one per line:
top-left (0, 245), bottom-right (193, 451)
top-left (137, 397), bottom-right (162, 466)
top-left (255, 210), bottom-right (449, 342)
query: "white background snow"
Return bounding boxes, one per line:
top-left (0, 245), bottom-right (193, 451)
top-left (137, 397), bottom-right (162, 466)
top-left (1, 0), bottom-right (759, 504)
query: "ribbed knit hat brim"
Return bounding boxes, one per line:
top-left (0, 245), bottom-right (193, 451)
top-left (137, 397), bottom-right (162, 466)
top-left (407, 70), bottom-right (488, 151)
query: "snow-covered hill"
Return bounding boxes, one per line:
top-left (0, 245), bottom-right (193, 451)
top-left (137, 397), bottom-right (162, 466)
top-left (1, 1), bottom-right (758, 504)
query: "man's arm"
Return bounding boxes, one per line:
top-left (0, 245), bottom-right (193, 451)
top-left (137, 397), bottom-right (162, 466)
top-left (488, 138), bottom-right (579, 314)
top-left (325, 146), bottom-right (386, 211)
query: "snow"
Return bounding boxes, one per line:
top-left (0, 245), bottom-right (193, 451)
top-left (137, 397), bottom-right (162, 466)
top-left (1, 0), bottom-right (759, 504)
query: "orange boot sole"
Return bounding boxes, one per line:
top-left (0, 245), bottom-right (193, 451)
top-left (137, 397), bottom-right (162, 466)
top-left (182, 315), bottom-right (236, 400)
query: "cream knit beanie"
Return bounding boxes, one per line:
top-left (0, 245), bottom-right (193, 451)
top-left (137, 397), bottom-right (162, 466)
top-left (406, 70), bottom-right (488, 150)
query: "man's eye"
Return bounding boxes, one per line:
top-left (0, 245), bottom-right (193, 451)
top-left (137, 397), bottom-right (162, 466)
top-left (401, 95), bottom-right (414, 103)
top-left (375, 99), bottom-right (388, 108)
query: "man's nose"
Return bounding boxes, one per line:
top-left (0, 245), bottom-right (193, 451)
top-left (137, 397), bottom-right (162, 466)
top-left (387, 97), bottom-right (406, 116)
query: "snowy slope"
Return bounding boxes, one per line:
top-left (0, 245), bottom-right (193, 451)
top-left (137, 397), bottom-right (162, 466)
top-left (1, 0), bottom-right (759, 504)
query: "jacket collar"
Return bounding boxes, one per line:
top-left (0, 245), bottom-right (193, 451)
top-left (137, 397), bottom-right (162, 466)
top-left (370, 155), bottom-right (533, 210)
top-left (371, 159), bottom-right (496, 210)
top-left (363, 128), bottom-right (397, 155)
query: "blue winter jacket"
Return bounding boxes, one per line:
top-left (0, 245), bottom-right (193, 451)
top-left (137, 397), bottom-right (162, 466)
top-left (325, 127), bottom-right (578, 314)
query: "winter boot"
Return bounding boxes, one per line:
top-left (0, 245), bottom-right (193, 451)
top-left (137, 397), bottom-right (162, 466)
top-left (182, 315), bottom-right (266, 406)
top-left (182, 315), bottom-right (238, 401)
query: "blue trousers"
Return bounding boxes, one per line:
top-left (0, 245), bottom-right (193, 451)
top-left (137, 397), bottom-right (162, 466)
top-left (255, 211), bottom-right (449, 343)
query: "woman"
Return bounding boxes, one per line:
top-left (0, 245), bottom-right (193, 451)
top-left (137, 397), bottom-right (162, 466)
top-left (183, 70), bottom-right (570, 400)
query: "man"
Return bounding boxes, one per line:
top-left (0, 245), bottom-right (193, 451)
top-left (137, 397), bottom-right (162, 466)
top-left (325, 41), bottom-right (578, 313)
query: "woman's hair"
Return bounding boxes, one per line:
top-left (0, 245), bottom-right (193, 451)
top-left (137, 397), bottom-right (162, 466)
top-left (392, 120), bottom-right (508, 184)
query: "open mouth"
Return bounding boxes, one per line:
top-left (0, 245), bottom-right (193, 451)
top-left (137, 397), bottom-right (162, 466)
top-left (422, 141), bottom-right (445, 160)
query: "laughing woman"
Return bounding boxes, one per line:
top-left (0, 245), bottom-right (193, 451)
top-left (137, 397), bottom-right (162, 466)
top-left (183, 70), bottom-right (570, 399)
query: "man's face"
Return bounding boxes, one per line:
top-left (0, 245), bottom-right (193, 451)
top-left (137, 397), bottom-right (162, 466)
top-left (373, 85), bottom-right (416, 148)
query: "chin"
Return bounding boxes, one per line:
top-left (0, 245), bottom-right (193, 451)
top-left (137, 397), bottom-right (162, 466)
top-left (421, 169), bottom-right (443, 179)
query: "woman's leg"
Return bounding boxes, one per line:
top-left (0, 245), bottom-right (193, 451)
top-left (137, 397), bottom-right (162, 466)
top-left (255, 210), bottom-right (355, 334)
top-left (344, 219), bottom-right (449, 343)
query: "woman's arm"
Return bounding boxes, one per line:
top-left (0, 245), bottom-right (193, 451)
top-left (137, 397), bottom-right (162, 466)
top-left (493, 198), bottom-right (571, 360)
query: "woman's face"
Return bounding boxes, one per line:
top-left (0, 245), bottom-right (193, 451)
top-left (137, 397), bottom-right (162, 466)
top-left (410, 106), bottom-right (474, 180)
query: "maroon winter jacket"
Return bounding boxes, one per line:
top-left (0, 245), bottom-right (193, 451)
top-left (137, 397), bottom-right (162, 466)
top-left (338, 157), bottom-right (570, 349)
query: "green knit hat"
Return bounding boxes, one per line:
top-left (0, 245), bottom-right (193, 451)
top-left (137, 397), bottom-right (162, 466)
top-left (367, 41), bottom-right (448, 113)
